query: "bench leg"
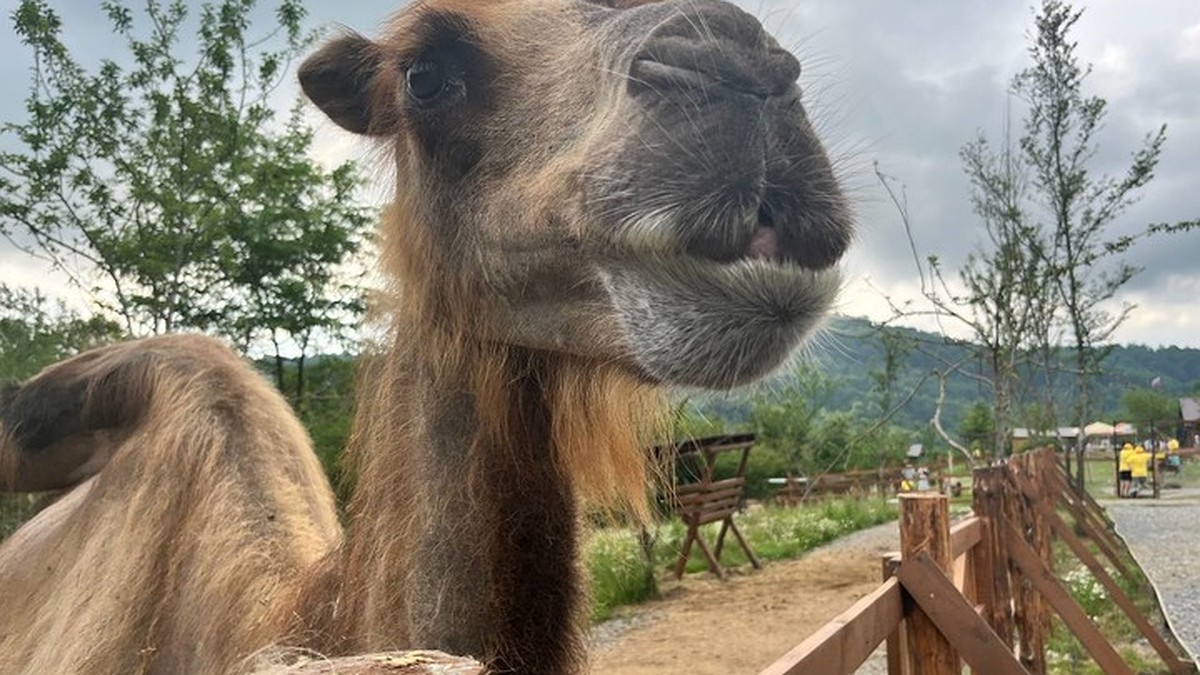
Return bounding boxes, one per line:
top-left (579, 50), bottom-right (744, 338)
top-left (693, 529), bottom-right (726, 579)
top-left (673, 521), bottom-right (698, 579)
top-left (713, 519), bottom-right (731, 560)
top-left (728, 519), bottom-right (761, 570)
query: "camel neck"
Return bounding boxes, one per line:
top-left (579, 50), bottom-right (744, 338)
top-left (340, 341), bottom-right (584, 673)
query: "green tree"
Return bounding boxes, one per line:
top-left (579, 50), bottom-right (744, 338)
top-left (805, 410), bottom-right (858, 472)
top-left (747, 361), bottom-right (835, 468)
top-left (0, 284), bottom-right (122, 380)
top-left (1120, 388), bottom-right (1177, 434)
top-left (869, 326), bottom-right (914, 419)
top-left (1013, 0), bottom-right (1197, 486)
top-left (0, 0), bottom-right (371, 390)
top-left (958, 400), bottom-right (996, 454)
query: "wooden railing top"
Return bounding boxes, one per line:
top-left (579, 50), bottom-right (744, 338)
top-left (758, 577), bottom-right (904, 675)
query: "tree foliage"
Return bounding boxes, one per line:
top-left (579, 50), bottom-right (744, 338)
top-left (0, 284), bottom-right (122, 380)
top-left (1119, 388), bottom-right (1178, 432)
top-left (958, 400), bottom-right (996, 452)
top-left (0, 0), bottom-right (371, 377)
top-left (747, 361), bottom-right (834, 467)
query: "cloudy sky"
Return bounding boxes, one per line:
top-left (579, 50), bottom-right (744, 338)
top-left (2, 0), bottom-right (1199, 347)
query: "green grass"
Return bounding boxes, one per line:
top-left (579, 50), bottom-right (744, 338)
top-left (584, 497), bottom-right (897, 621)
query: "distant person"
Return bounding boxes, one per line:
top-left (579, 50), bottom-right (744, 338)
top-left (900, 462), bottom-right (916, 492)
top-left (1129, 445), bottom-right (1151, 497)
top-left (917, 466), bottom-right (931, 492)
top-left (1118, 443), bottom-right (1134, 498)
top-left (1166, 438), bottom-right (1182, 474)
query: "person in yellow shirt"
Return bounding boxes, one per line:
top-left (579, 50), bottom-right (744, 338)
top-left (1118, 443), bottom-right (1134, 498)
top-left (1129, 445), bottom-right (1151, 497)
top-left (1166, 437), bottom-right (1182, 474)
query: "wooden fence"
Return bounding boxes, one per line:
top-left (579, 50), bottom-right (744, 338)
top-left (759, 449), bottom-right (1197, 675)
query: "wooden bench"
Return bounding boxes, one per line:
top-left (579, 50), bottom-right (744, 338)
top-left (668, 434), bottom-right (761, 579)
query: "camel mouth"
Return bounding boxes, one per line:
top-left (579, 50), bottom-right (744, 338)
top-left (664, 199), bottom-right (849, 274)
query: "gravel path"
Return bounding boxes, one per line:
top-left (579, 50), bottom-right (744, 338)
top-left (1102, 486), bottom-right (1200, 664)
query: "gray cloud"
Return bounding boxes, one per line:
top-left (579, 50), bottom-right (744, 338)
top-left (766, 0), bottom-right (1200, 345)
top-left (1, 0), bottom-right (1198, 345)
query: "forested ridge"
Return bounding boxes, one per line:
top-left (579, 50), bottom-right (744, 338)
top-left (682, 314), bottom-right (1200, 444)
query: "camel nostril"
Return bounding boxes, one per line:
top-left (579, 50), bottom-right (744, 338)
top-left (757, 202), bottom-right (775, 227)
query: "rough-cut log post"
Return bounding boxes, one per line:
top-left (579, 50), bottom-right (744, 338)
top-left (973, 466), bottom-right (1013, 647)
top-left (1033, 452), bottom-right (1056, 654)
top-left (899, 494), bottom-right (958, 674)
top-left (1006, 452), bottom-right (1048, 674)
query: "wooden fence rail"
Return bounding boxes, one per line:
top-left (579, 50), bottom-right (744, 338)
top-left (759, 449), bottom-right (1197, 675)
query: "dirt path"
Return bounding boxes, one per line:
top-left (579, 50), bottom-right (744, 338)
top-left (588, 521), bottom-right (901, 675)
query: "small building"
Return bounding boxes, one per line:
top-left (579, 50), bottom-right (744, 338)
top-left (1181, 398), bottom-right (1200, 448)
top-left (1010, 427), bottom-right (1077, 454)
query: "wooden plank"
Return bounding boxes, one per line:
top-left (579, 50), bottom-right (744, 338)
top-left (1004, 523), bottom-right (1134, 675)
top-left (1051, 469), bottom-right (1127, 562)
top-left (949, 516), bottom-right (982, 558)
top-left (695, 506), bottom-right (739, 526)
top-left (898, 494), bottom-right (959, 674)
top-left (896, 552), bottom-right (1030, 675)
top-left (759, 577), bottom-right (904, 675)
top-left (951, 554), bottom-right (968, 591)
top-left (674, 487), bottom-right (743, 509)
top-left (1041, 498), bottom-right (1192, 674)
top-left (1044, 468), bottom-right (1137, 585)
top-left (675, 477), bottom-right (744, 496)
top-left (881, 555), bottom-right (908, 675)
top-left (1060, 489), bottom-right (1128, 571)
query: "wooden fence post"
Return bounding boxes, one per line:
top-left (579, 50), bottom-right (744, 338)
top-left (899, 494), bottom-right (959, 674)
top-left (1006, 453), bottom-right (1048, 673)
top-left (973, 466), bottom-right (1013, 647)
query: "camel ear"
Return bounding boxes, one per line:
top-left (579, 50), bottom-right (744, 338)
top-left (300, 33), bottom-right (394, 136)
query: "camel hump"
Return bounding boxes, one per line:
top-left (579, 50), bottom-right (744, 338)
top-left (1, 334), bottom-right (257, 492)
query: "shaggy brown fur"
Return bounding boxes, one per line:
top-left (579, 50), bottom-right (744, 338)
top-left (0, 0), bottom-right (852, 673)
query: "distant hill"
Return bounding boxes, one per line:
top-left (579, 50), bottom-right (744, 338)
top-left (689, 315), bottom-right (1200, 433)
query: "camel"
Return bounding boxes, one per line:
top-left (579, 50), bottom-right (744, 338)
top-left (0, 0), bottom-right (852, 672)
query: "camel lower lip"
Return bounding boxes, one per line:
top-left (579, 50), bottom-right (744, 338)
top-left (600, 258), bottom-right (841, 388)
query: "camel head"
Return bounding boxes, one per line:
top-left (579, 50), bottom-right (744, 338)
top-left (300, 0), bottom-right (852, 389)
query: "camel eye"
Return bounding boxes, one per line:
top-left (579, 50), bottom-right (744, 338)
top-left (406, 59), bottom-right (447, 104)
